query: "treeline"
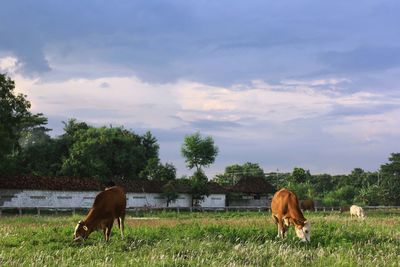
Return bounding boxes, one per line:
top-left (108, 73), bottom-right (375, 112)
top-left (212, 157), bottom-right (400, 206)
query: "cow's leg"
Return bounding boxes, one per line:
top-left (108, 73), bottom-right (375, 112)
top-left (103, 227), bottom-right (107, 241)
top-left (272, 215), bottom-right (280, 238)
top-left (120, 213), bottom-right (125, 239)
top-left (117, 217), bottom-right (124, 239)
top-left (276, 216), bottom-right (286, 239)
top-left (105, 221), bottom-right (114, 242)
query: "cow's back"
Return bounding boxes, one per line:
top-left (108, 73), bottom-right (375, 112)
top-left (91, 186), bottom-right (126, 219)
top-left (272, 188), bottom-right (301, 217)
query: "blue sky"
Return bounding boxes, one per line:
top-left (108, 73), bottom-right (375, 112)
top-left (1, 1), bottom-right (400, 177)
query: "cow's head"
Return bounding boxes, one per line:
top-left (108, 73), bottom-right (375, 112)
top-left (360, 210), bottom-right (366, 219)
top-left (295, 220), bottom-right (311, 242)
top-left (74, 220), bottom-right (89, 242)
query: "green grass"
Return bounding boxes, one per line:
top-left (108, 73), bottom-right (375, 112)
top-left (0, 211), bottom-right (399, 266)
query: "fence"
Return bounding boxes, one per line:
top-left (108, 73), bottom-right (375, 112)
top-left (1, 205), bottom-right (400, 216)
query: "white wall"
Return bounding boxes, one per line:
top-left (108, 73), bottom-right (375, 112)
top-left (0, 190), bottom-right (194, 208)
top-left (126, 193), bottom-right (192, 208)
top-left (0, 190), bottom-right (97, 208)
top-left (199, 194), bottom-right (226, 208)
top-left (229, 196), bottom-right (270, 207)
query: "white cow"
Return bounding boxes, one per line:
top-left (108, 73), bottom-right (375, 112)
top-left (350, 205), bottom-right (365, 219)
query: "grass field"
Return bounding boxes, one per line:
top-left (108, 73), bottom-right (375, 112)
top-left (1, 210), bottom-right (399, 266)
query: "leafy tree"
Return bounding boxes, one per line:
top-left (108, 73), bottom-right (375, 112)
top-left (0, 73), bottom-right (48, 173)
top-left (161, 181), bottom-right (179, 207)
top-left (140, 158), bottom-right (176, 181)
top-left (379, 153), bottom-right (400, 205)
top-left (290, 167), bottom-right (311, 183)
top-left (61, 126), bottom-right (157, 181)
top-left (190, 170), bottom-right (210, 207)
top-left (322, 185), bottom-right (356, 206)
top-left (356, 184), bottom-right (384, 206)
top-left (286, 181), bottom-right (315, 200)
top-left (307, 174), bottom-right (335, 194)
top-left (17, 128), bottom-right (60, 175)
top-left (213, 162), bottom-right (265, 186)
top-left (266, 172), bottom-right (291, 189)
top-left (141, 131), bottom-right (160, 161)
top-left (181, 132), bottom-right (218, 172)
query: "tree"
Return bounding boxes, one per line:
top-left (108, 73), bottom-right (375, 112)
top-left (190, 170), bottom-right (210, 207)
top-left (0, 73), bottom-right (48, 173)
top-left (140, 158), bottom-right (176, 181)
top-left (17, 128), bottom-right (61, 176)
top-left (290, 167), bottom-right (310, 183)
top-left (61, 126), bottom-right (159, 181)
top-left (379, 153), bottom-right (400, 205)
top-left (213, 162), bottom-right (265, 186)
top-left (161, 181), bottom-right (179, 207)
top-left (181, 132), bottom-right (218, 172)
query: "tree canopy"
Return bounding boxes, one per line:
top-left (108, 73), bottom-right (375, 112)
top-left (0, 73), bottom-right (47, 173)
top-left (181, 132), bottom-right (218, 172)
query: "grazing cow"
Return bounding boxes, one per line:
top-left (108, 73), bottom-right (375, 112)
top-left (300, 199), bottom-right (315, 211)
top-left (271, 188), bottom-right (311, 242)
top-left (350, 205), bottom-right (365, 219)
top-left (74, 186), bottom-right (126, 242)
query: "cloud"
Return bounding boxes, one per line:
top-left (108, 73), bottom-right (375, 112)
top-left (0, 56), bottom-right (19, 73)
top-left (319, 46), bottom-right (400, 73)
top-left (2, 1), bottom-right (399, 85)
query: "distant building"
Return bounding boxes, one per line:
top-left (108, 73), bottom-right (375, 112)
top-left (0, 176), bottom-right (226, 209)
top-left (227, 176), bottom-right (275, 207)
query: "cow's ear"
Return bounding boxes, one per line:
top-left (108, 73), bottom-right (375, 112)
top-left (294, 219), bottom-right (305, 227)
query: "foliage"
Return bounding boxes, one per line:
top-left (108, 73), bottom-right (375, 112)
top-left (286, 181), bottom-right (315, 200)
top-left (181, 132), bottom-right (218, 172)
top-left (322, 185), bottom-right (356, 206)
top-left (0, 73), bottom-right (47, 173)
top-left (356, 184), bottom-right (385, 206)
top-left (379, 153), bottom-right (400, 205)
top-left (190, 170), bottom-right (210, 206)
top-left (213, 162), bottom-right (265, 186)
top-left (140, 158), bottom-right (176, 181)
top-left (161, 180), bottom-right (179, 207)
top-left (60, 126), bottom-right (158, 181)
top-left (290, 167), bottom-right (311, 183)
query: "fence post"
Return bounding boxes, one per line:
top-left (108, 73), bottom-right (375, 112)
top-left (37, 208), bottom-right (40, 216)
top-left (0, 208), bottom-right (2, 216)
top-left (19, 208), bottom-right (22, 216)
top-left (72, 208), bottom-right (76, 216)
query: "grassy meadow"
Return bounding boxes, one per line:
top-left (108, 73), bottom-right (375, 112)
top-left (0, 210), bottom-right (399, 266)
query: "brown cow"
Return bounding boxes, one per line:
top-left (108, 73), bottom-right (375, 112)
top-left (271, 188), bottom-right (311, 242)
top-left (300, 199), bottom-right (315, 211)
top-left (74, 186), bottom-right (126, 242)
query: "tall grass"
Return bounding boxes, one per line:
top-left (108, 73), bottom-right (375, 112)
top-left (0, 211), bottom-right (399, 266)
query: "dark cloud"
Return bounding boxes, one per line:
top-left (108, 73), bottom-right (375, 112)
top-left (2, 1), bottom-right (399, 85)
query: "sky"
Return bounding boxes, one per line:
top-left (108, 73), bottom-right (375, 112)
top-left (1, 0), bottom-right (400, 177)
